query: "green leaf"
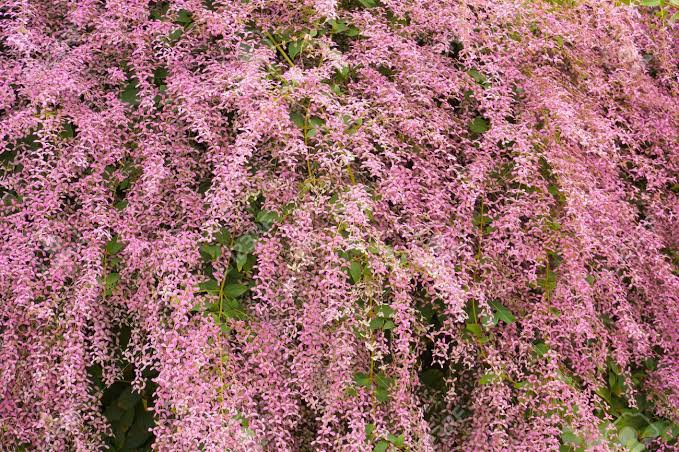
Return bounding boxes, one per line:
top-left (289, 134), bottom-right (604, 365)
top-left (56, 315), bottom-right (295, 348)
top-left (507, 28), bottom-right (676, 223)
top-left (532, 341), bottom-right (550, 357)
top-left (222, 284), bottom-right (248, 298)
top-left (330, 19), bottom-right (349, 34)
top-left (233, 234), bottom-right (256, 254)
top-left (116, 387), bottom-right (140, 410)
top-left (629, 442), bottom-right (644, 452)
top-left (420, 368), bottom-right (445, 390)
top-left (479, 372), bottom-right (499, 385)
top-left (59, 121), bottom-right (75, 139)
top-left (290, 111), bottom-right (305, 128)
top-left (153, 66), bottom-right (169, 87)
top-left (480, 314), bottom-right (497, 328)
top-left (377, 304), bottom-right (395, 318)
top-left (359, 0), bottom-right (378, 6)
top-left (374, 373), bottom-right (394, 390)
top-left (387, 433), bottom-right (405, 447)
top-left (469, 117), bottom-right (490, 134)
top-left (124, 407), bottom-right (154, 449)
top-left (490, 300), bottom-right (515, 324)
top-left (105, 236), bottom-right (125, 255)
top-left (167, 28), bottom-right (184, 43)
top-left (224, 298), bottom-right (247, 320)
top-left (235, 253), bottom-right (248, 272)
top-left (369, 318), bottom-right (385, 330)
top-left (175, 9), bottom-right (193, 26)
top-left (120, 79), bottom-right (139, 105)
top-left (382, 320), bottom-right (395, 330)
top-left (373, 441), bottom-right (389, 452)
top-left (256, 210), bottom-right (278, 229)
top-left (200, 243), bottom-right (221, 261)
top-left (618, 426), bottom-right (637, 445)
top-left (354, 372), bottom-right (371, 387)
top-left (641, 421), bottom-right (667, 439)
top-left (215, 228), bottom-right (231, 246)
top-left (561, 429), bottom-right (581, 445)
top-left (375, 386), bottom-right (389, 403)
top-left (349, 261), bottom-right (363, 283)
top-left (513, 380), bottom-right (530, 389)
top-left (345, 27), bottom-right (360, 37)
top-left (365, 423), bottom-right (376, 439)
top-left (465, 323), bottom-right (483, 337)
top-left (467, 69), bottom-right (487, 85)
top-left (309, 116), bottom-right (325, 128)
top-left (640, 0), bottom-right (660, 5)
top-left (287, 41), bottom-right (303, 59)
top-left (670, 11), bottom-right (679, 23)
top-left (104, 273), bottom-right (120, 290)
top-left (198, 279), bottom-right (219, 293)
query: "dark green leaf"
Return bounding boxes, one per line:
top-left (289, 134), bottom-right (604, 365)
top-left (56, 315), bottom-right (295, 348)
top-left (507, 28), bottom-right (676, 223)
top-left (490, 300), bottom-right (515, 324)
top-left (60, 121), bottom-right (75, 139)
top-left (200, 243), bottom-right (221, 261)
top-left (235, 253), bottom-right (248, 272)
top-left (479, 372), bottom-right (499, 385)
top-left (215, 228), bottom-right (231, 246)
top-left (105, 236), bottom-right (124, 255)
top-left (349, 261), bottom-right (363, 283)
top-left (104, 273), bottom-right (120, 290)
top-left (382, 320), bottom-right (395, 330)
top-left (120, 79), bottom-right (139, 105)
top-left (375, 386), bottom-right (389, 403)
top-left (233, 234), bottom-right (256, 254)
top-left (377, 304), bottom-right (395, 318)
top-left (287, 41), bottom-right (303, 59)
top-left (373, 441), bottom-right (389, 452)
top-left (222, 284), bottom-right (248, 298)
top-left (256, 210), bottom-right (278, 229)
top-left (175, 9), bottom-right (193, 26)
top-left (354, 372), bottom-right (371, 387)
top-left (467, 69), bottom-right (487, 85)
top-left (469, 117), bottom-right (490, 134)
top-left (465, 323), bottom-right (483, 337)
top-left (387, 433), bottom-right (405, 447)
top-left (116, 387), bottom-right (140, 410)
top-left (290, 111), bottom-right (306, 128)
top-left (198, 279), bottom-right (219, 293)
top-left (420, 368), bottom-right (445, 390)
top-left (124, 407), bottom-right (154, 448)
top-left (369, 318), bottom-right (385, 330)
top-left (532, 341), bottom-right (549, 357)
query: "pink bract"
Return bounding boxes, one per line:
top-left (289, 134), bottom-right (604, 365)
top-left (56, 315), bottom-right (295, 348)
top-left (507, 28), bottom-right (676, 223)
top-left (1, 0), bottom-right (677, 450)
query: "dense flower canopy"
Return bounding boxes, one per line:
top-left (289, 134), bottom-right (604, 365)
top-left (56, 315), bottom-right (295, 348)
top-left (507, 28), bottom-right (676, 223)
top-left (1, 0), bottom-right (678, 450)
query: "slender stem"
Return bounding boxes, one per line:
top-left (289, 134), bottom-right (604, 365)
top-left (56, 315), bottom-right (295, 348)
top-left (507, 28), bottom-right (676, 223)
top-left (346, 164), bottom-right (356, 184)
top-left (473, 196), bottom-right (488, 359)
top-left (264, 31), bottom-right (295, 67)
top-left (368, 297), bottom-right (376, 419)
top-left (215, 264), bottom-right (230, 412)
top-left (303, 99), bottom-right (314, 179)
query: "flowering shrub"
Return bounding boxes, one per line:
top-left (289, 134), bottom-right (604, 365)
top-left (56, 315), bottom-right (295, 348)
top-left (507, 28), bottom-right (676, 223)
top-left (1, 0), bottom-right (678, 450)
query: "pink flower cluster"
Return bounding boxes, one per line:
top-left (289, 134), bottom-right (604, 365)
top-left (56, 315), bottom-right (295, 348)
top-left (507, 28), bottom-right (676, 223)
top-left (1, 0), bottom-right (677, 450)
